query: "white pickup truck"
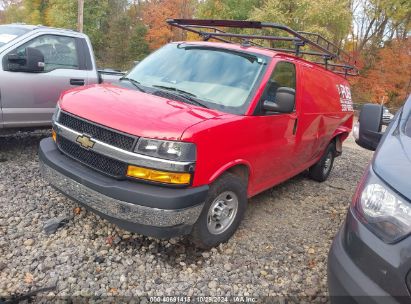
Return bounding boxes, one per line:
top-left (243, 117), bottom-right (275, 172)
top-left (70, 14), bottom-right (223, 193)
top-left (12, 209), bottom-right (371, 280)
top-left (0, 24), bottom-right (124, 134)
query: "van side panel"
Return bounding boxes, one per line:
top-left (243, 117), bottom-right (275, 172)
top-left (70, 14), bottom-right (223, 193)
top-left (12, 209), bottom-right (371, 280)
top-left (183, 62), bottom-right (354, 197)
top-left (295, 64), bottom-right (353, 168)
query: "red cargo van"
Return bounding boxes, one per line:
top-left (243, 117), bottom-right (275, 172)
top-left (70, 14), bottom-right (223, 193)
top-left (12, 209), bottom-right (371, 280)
top-left (39, 20), bottom-right (357, 248)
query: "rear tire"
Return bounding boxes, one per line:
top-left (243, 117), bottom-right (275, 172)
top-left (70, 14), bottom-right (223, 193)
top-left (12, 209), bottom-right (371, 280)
top-left (190, 173), bottom-right (247, 249)
top-left (308, 142), bottom-right (336, 182)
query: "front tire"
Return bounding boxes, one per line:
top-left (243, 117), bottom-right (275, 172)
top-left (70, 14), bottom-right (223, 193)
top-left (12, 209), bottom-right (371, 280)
top-left (308, 142), bottom-right (336, 182)
top-left (190, 173), bottom-right (247, 249)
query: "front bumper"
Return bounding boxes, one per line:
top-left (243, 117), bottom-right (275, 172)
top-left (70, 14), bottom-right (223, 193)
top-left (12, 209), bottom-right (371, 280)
top-left (328, 209), bottom-right (411, 304)
top-left (39, 138), bottom-right (209, 238)
top-left (328, 225), bottom-right (395, 304)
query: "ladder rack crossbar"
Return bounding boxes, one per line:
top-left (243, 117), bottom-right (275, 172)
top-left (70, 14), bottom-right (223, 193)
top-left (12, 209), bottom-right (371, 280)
top-left (167, 19), bottom-right (359, 77)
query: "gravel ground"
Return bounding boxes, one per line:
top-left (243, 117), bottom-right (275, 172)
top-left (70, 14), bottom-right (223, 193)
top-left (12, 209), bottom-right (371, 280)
top-left (0, 130), bottom-right (373, 302)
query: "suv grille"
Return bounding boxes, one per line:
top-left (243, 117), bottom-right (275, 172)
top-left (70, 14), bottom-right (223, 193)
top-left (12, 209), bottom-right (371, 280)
top-left (59, 112), bottom-right (136, 151)
top-left (57, 136), bottom-right (127, 179)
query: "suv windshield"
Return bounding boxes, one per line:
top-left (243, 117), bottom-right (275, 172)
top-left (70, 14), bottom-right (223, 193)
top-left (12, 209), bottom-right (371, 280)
top-left (0, 26), bottom-right (30, 47)
top-left (126, 43), bottom-right (267, 114)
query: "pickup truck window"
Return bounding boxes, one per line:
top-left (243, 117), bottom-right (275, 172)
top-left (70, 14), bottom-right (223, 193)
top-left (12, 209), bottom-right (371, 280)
top-left (126, 43), bottom-right (267, 114)
top-left (0, 26), bottom-right (30, 47)
top-left (14, 34), bottom-right (79, 72)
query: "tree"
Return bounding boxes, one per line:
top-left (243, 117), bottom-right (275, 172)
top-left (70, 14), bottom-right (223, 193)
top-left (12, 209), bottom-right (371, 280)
top-left (77, 0), bottom-right (84, 32)
top-left (0, 0), bottom-right (35, 23)
top-left (46, 0), bottom-right (109, 63)
top-left (103, 0), bottom-right (149, 69)
top-left (351, 0), bottom-right (411, 53)
top-left (350, 39), bottom-right (411, 107)
top-left (128, 22), bottom-right (150, 62)
top-left (251, 0), bottom-right (352, 44)
top-left (142, 0), bottom-right (194, 50)
top-left (196, 0), bottom-right (262, 20)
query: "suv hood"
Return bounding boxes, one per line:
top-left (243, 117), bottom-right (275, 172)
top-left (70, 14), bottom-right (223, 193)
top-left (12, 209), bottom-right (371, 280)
top-left (59, 84), bottom-right (224, 140)
top-left (373, 102), bottom-right (411, 201)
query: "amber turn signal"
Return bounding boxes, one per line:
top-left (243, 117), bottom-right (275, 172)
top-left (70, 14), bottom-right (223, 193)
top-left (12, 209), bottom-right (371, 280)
top-left (127, 165), bottom-right (191, 185)
top-left (52, 129), bottom-right (57, 142)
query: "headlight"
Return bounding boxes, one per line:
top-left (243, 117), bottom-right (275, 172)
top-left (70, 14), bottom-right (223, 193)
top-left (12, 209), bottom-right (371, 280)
top-left (135, 138), bottom-right (196, 161)
top-left (52, 104), bottom-right (61, 122)
top-left (352, 167), bottom-right (411, 243)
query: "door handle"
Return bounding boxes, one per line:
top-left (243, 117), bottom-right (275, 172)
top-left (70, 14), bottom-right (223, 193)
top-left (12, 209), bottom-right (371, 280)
top-left (292, 118), bottom-right (298, 135)
top-left (70, 79), bottom-right (85, 86)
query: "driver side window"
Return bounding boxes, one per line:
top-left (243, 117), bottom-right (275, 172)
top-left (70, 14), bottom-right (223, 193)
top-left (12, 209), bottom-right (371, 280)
top-left (264, 61), bottom-right (296, 102)
top-left (255, 61), bottom-right (296, 115)
top-left (14, 34), bottom-right (79, 72)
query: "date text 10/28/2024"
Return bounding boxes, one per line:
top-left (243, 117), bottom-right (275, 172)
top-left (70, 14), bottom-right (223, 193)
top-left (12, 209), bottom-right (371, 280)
top-left (149, 296), bottom-right (258, 303)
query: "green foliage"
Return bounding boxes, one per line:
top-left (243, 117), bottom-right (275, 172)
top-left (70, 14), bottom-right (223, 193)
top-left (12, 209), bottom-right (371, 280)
top-left (2, 0), bottom-right (24, 23)
top-left (102, 0), bottom-right (149, 69)
top-left (251, 0), bottom-right (352, 43)
top-left (46, 0), bottom-right (77, 29)
top-left (196, 0), bottom-right (262, 20)
top-left (128, 23), bottom-right (150, 62)
top-left (0, 0), bottom-right (149, 69)
top-left (46, 0), bottom-right (109, 60)
top-left (24, 0), bottom-right (48, 24)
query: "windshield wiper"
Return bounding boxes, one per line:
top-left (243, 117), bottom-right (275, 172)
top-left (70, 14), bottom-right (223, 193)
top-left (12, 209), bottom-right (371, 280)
top-left (119, 77), bottom-right (146, 92)
top-left (152, 85), bottom-right (209, 108)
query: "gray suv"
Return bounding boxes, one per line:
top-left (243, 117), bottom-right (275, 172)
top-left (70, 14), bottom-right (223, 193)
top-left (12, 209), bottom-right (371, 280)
top-left (328, 95), bottom-right (411, 303)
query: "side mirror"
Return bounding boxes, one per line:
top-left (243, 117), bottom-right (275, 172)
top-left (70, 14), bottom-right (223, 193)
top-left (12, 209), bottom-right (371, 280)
top-left (263, 87), bottom-right (295, 113)
top-left (356, 103), bottom-right (384, 151)
top-left (6, 47), bottom-right (45, 72)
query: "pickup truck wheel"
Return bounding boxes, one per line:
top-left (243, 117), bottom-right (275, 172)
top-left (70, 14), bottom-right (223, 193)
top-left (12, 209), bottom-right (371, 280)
top-left (190, 173), bottom-right (247, 249)
top-left (308, 142), bottom-right (335, 182)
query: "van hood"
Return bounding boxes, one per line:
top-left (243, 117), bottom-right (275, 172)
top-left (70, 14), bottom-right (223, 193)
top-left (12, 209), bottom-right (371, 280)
top-left (373, 103), bottom-right (411, 201)
top-left (59, 84), bottom-right (224, 140)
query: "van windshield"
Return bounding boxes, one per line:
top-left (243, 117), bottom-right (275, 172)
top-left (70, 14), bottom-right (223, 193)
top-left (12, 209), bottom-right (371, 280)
top-left (126, 43), bottom-right (267, 114)
top-left (0, 26), bottom-right (30, 47)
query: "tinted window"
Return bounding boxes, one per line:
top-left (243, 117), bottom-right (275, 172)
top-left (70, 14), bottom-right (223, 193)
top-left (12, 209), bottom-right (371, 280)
top-left (261, 61), bottom-right (296, 105)
top-left (0, 26), bottom-right (30, 47)
top-left (14, 35), bottom-right (79, 72)
top-left (127, 44), bottom-right (267, 114)
top-left (271, 61), bottom-right (296, 89)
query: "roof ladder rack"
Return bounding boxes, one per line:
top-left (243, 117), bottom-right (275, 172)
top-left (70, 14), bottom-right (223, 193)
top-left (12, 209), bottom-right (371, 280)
top-left (167, 19), bottom-right (359, 77)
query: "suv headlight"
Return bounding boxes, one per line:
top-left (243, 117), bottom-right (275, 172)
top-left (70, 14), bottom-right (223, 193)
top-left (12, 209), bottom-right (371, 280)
top-left (135, 138), bottom-right (196, 162)
top-left (352, 166), bottom-right (411, 243)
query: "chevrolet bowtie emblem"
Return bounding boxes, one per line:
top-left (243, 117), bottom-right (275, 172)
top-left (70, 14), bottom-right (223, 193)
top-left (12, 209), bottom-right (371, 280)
top-left (76, 134), bottom-right (95, 149)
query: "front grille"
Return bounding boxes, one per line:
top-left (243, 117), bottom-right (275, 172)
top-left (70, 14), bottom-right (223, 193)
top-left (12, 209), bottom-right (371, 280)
top-left (59, 112), bottom-right (136, 151)
top-left (57, 136), bottom-right (128, 178)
